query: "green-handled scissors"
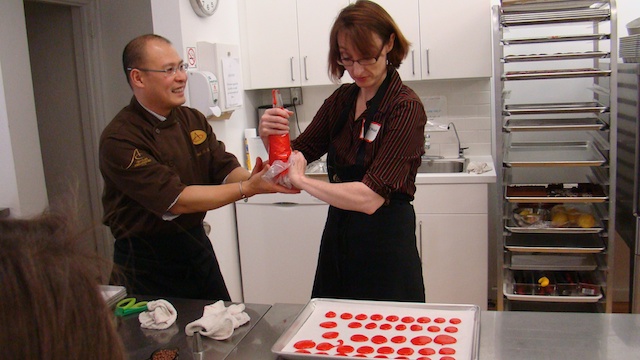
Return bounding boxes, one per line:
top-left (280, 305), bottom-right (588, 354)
top-left (115, 297), bottom-right (148, 317)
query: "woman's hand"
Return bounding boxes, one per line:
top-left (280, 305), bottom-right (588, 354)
top-left (259, 107), bottom-right (293, 145)
top-left (245, 157), bottom-right (300, 195)
top-left (287, 151), bottom-right (308, 189)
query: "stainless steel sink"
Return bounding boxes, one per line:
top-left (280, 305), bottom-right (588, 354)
top-left (417, 158), bottom-right (467, 173)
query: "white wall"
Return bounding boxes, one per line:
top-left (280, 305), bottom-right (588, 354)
top-left (97, 0), bottom-right (154, 125)
top-left (0, 65), bottom-right (18, 212)
top-left (0, 0), bottom-right (48, 217)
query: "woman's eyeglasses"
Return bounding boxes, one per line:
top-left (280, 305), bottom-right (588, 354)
top-left (338, 44), bottom-right (385, 67)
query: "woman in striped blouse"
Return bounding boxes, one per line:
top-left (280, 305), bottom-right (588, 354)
top-left (259, 0), bottom-right (427, 302)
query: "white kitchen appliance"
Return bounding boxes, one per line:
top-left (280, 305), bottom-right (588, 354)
top-left (235, 191), bottom-right (328, 304)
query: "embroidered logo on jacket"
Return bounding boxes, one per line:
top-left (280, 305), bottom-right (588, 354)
top-left (191, 130), bottom-right (207, 145)
top-left (126, 149), bottom-right (152, 169)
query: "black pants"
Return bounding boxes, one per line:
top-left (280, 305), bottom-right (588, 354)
top-left (110, 225), bottom-right (230, 301)
top-left (312, 199), bottom-right (425, 302)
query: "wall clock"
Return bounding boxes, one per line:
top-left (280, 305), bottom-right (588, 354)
top-left (189, 0), bottom-right (219, 17)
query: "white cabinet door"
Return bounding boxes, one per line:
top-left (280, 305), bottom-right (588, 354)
top-left (419, 0), bottom-right (492, 79)
top-left (236, 201), bottom-right (328, 304)
top-left (414, 183), bottom-right (489, 309)
top-left (368, 0), bottom-right (422, 81)
top-left (241, 0), bottom-right (348, 89)
top-left (241, 0), bottom-right (300, 89)
top-left (297, 0), bottom-right (350, 86)
top-left (417, 213), bottom-right (488, 309)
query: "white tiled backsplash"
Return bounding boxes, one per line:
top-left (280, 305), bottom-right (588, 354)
top-left (410, 79), bottom-right (492, 158)
top-left (253, 78), bottom-right (492, 158)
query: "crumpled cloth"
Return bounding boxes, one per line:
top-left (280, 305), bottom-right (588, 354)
top-left (185, 300), bottom-right (251, 340)
top-left (467, 161), bottom-right (492, 174)
top-left (138, 299), bottom-right (177, 330)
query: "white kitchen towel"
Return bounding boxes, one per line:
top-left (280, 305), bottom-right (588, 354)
top-left (184, 300), bottom-right (251, 340)
top-left (467, 161), bottom-right (492, 174)
top-left (138, 299), bottom-right (178, 330)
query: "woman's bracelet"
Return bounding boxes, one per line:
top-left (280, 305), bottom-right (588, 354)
top-left (238, 181), bottom-right (247, 199)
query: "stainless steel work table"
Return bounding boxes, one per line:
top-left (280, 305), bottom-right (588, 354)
top-left (230, 304), bottom-right (640, 360)
top-left (116, 296), bottom-right (271, 360)
top-left (119, 300), bottom-right (640, 359)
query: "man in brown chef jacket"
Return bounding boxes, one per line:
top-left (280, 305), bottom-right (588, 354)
top-left (99, 34), bottom-right (296, 300)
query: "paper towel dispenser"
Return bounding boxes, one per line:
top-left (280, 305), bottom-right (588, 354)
top-left (195, 42), bottom-right (244, 118)
top-left (187, 70), bottom-right (223, 119)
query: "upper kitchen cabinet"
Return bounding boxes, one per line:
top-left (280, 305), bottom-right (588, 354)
top-left (368, 0), bottom-right (422, 81)
top-left (239, 0), bottom-right (349, 90)
top-left (419, 0), bottom-right (492, 80)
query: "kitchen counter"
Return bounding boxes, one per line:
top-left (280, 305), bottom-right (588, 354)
top-left (231, 304), bottom-right (640, 360)
top-left (306, 155), bottom-right (497, 185)
top-left (116, 296), bottom-right (271, 360)
top-left (415, 155), bottom-right (496, 185)
top-left (118, 299), bottom-right (640, 359)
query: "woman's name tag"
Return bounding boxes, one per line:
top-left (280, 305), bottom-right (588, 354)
top-left (363, 122), bottom-right (381, 143)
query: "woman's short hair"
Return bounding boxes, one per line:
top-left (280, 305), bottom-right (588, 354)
top-left (328, 0), bottom-right (411, 82)
top-left (0, 209), bottom-right (125, 360)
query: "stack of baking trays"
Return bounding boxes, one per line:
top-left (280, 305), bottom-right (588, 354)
top-left (620, 34), bottom-right (640, 63)
top-left (494, 0), bottom-right (616, 311)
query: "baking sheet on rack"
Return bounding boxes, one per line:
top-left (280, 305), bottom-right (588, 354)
top-left (272, 298), bottom-right (480, 360)
top-left (503, 283), bottom-right (603, 302)
top-left (503, 51), bottom-right (609, 62)
top-left (503, 102), bottom-right (608, 115)
top-left (505, 184), bottom-right (608, 203)
top-left (503, 117), bottom-right (605, 131)
top-left (506, 219), bottom-right (603, 233)
top-left (510, 254), bottom-right (598, 271)
top-left (505, 233), bottom-right (605, 253)
top-left (501, 33), bottom-right (610, 45)
top-left (504, 141), bottom-right (606, 167)
top-left (502, 68), bottom-right (611, 80)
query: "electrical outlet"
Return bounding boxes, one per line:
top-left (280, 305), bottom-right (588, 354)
top-left (290, 87), bottom-right (303, 105)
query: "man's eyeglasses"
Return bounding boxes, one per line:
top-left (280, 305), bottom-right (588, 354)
top-left (127, 63), bottom-right (189, 77)
top-left (338, 44), bottom-right (385, 67)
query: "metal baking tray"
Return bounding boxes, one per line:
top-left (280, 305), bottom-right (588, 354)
top-left (505, 203), bottom-right (604, 234)
top-left (500, 0), bottom-right (609, 13)
top-left (506, 217), bottom-right (603, 233)
top-left (504, 232), bottom-right (606, 253)
top-left (272, 298), bottom-right (480, 360)
top-left (505, 183), bottom-right (608, 203)
top-left (503, 270), bottom-right (603, 302)
top-left (509, 254), bottom-right (598, 271)
top-left (502, 68), bottom-right (611, 80)
top-left (503, 117), bottom-right (606, 131)
top-left (504, 102), bottom-right (608, 115)
top-left (503, 51), bottom-right (609, 62)
top-left (501, 8), bottom-right (610, 26)
top-left (501, 33), bottom-right (610, 45)
top-left (504, 141), bottom-right (606, 167)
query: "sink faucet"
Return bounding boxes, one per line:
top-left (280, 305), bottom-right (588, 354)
top-left (447, 122), bottom-right (466, 158)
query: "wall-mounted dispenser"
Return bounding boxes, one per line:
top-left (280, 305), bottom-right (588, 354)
top-left (194, 42), bottom-right (243, 119)
top-left (187, 70), bottom-right (223, 119)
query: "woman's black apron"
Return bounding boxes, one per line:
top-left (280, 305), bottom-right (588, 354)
top-left (311, 71), bottom-right (425, 302)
